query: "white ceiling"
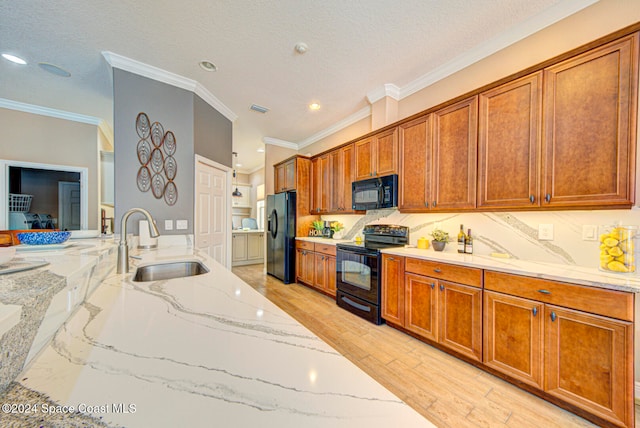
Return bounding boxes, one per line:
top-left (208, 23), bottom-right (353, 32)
top-left (0, 0), bottom-right (596, 173)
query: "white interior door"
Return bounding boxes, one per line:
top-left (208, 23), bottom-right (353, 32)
top-left (58, 181), bottom-right (81, 230)
top-left (195, 156), bottom-right (231, 268)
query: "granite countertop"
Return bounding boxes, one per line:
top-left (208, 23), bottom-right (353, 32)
top-left (232, 229), bottom-right (264, 234)
top-left (295, 236), bottom-right (350, 245)
top-left (1, 240), bottom-right (432, 427)
top-left (383, 247), bottom-right (640, 293)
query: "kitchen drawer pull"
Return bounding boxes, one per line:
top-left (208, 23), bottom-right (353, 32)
top-left (387, 257), bottom-right (395, 261)
top-left (434, 268), bottom-right (442, 273)
top-left (439, 284), bottom-right (444, 291)
top-left (532, 307), bottom-right (538, 316)
top-left (537, 289), bottom-right (551, 295)
top-left (529, 194), bottom-right (535, 203)
top-left (341, 296), bottom-right (371, 312)
top-left (550, 311), bottom-right (557, 322)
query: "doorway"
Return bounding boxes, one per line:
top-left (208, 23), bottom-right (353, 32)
top-left (194, 155), bottom-right (231, 268)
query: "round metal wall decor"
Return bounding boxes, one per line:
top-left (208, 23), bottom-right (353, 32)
top-left (135, 113), bottom-right (177, 205)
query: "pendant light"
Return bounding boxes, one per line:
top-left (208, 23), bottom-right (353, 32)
top-left (232, 152), bottom-right (242, 198)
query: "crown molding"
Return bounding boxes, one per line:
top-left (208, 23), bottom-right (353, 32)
top-left (97, 120), bottom-right (114, 143)
top-left (366, 83), bottom-right (400, 104)
top-left (262, 137), bottom-right (298, 150)
top-left (102, 51), bottom-right (237, 122)
top-left (399, 0), bottom-right (597, 99)
top-left (0, 98), bottom-right (102, 126)
top-left (297, 106), bottom-right (371, 149)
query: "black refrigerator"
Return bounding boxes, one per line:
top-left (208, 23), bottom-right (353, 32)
top-left (266, 191), bottom-right (296, 284)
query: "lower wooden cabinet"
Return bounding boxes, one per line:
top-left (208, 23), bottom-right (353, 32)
top-left (382, 256), bottom-right (635, 427)
top-left (295, 241), bottom-right (337, 297)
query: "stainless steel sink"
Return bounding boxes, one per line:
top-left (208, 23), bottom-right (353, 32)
top-left (132, 260), bottom-right (209, 282)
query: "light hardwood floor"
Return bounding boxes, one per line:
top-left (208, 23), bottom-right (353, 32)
top-left (232, 264), bottom-right (638, 428)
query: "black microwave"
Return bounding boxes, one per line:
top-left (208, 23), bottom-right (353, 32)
top-left (352, 174), bottom-right (398, 211)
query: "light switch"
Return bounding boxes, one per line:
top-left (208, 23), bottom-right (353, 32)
top-left (538, 224), bottom-right (554, 240)
top-left (164, 220), bottom-right (173, 231)
top-left (176, 220), bottom-right (188, 230)
top-left (582, 224), bottom-right (597, 241)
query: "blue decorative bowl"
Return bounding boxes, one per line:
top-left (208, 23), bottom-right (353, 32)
top-left (17, 231), bottom-right (71, 245)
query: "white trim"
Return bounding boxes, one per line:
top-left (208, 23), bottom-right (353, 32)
top-left (102, 51), bottom-right (238, 122)
top-left (297, 106), bottom-right (371, 149)
top-left (0, 159), bottom-right (89, 230)
top-left (262, 137), bottom-right (298, 150)
top-left (366, 83), bottom-right (401, 104)
top-left (0, 98), bottom-right (102, 126)
top-left (635, 381), bottom-right (640, 405)
top-left (97, 120), bottom-right (114, 145)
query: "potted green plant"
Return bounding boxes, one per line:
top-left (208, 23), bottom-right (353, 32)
top-left (330, 221), bottom-right (344, 239)
top-left (429, 228), bottom-right (450, 251)
top-left (312, 220), bottom-right (324, 237)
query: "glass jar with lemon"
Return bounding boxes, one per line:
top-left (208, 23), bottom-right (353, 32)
top-left (599, 225), bottom-right (636, 273)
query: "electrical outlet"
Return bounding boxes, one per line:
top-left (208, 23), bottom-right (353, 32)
top-left (538, 224), bottom-right (554, 240)
top-left (164, 220), bottom-right (173, 231)
top-left (582, 224), bottom-right (597, 241)
top-left (176, 219), bottom-right (188, 230)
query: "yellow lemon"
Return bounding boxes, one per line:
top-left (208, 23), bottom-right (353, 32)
top-left (607, 261), bottom-right (629, 272)
top-left (608, 246), bottom-right (623, 257)
top-left (603, 237), bottom-right (619, 247)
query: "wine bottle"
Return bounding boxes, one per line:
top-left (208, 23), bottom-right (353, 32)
top-left (457, 224), bottom-right (465, 253)
top-left (465, 228), bottom-right (473, 254)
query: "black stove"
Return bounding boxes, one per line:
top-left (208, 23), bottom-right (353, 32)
top-left (335, 225), bottom-right (409, 324)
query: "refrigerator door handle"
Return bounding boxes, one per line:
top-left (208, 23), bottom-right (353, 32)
top-left (269, 209), bottom-right (278, 239)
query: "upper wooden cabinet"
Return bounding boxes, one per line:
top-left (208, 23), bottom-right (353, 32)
top-left (542, 34), bottom-right (638, 208)
top-left (330, 143), bottom-right (356, 213)
top-left (354, 128), bottom-right (398, 181)
top-left (399, 115), bottom-right (431, 211)
top-left (478, 72), bottom-right (542, 209)
top-left (274, 156), bottom-right (307, 193)
top-left (311, 155), bottom-right (330, 214)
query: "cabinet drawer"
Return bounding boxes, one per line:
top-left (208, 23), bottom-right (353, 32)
top-left (296, 240), bottom-right (314, 251)
top-left (484, 271), bottom-right (633, 321)
top-left (405, 258), bottom-right (482, 287)
top-left (314, 243), bottom-right (336, 256)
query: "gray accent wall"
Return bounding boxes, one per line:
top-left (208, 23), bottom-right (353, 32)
top-left (194, 95), bottom-right (232, 167)
top-left (113, 69), bottom-right (231, 235)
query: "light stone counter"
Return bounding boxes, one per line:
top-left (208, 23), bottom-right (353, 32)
top-left (295, 236), bottom-right (350, 245)
top-left (383, 246), bottom-right (640, 293)
top-left (0, 239), bottom-right (433, 427)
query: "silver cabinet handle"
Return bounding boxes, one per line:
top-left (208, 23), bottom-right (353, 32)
top-left (545, 193), bottom-right (551, 203)
top-left (550, 311), bottom-right (557, 322)
top-left (532, 307), bottom-right (538, 316)
top-left (439, 284), bottom-right (444, 291)
top-left (538, 289), bottom-right (551, 295)
top-left (430, 283), bottom-right (435, 289)
top-left (434, 268), bottom-right (442, 273)
top-left (530, 195), bottom-right (535, 203)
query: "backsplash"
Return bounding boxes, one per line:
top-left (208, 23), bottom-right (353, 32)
top-left (322, 208), bottom-right (640, 270)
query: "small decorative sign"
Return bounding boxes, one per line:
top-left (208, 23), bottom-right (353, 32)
top-left (135, 112), bottom-right (178, 205)
top-left (308, 229), bottom-right (323, 237)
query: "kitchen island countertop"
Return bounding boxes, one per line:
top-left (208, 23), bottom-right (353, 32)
top-left (0, 239), bottom-right (433, 427)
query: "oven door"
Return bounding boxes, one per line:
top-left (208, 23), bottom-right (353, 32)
top-left (336, 246), bottom-right (379, 304)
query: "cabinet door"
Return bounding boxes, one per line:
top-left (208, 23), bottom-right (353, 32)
top-left (275, 164), bottom-right (285, 193)
top-left (296, 249), bottom-right (314, 285)
top-left (232, 233), bottom-right (248, 262)
top-left (381, 254), bottom-right (405, 326)
top-left (354, 137), bottom-right (374, 181)
top-left (284, 159), bottom-right (296, 191)
top-left (314, 253), bottom-right (327, 291)
top-left (545, 305), bottom-right (633, 428)
top-left (478, 72), bottom-right (542, 209)
top-left (432, 96), bottom-right (478, 210)
top-left (404, 273), bottom-right (438, 342)
top-left (311, 155), bottom-right (330, 214)
top-left (329, 149), bottom-right (342, 212)
top-left (247, 233), bottom-right (264, 260)
top-left (341, 144), bottom-right (355, 212)
top-left (399, 115), bottom-right (431, 211)
top-left (542, 34), bottom-right (638, 208)
top-left (325, 256), bottom-right (336, 296)
top-left (438, 280), bottom-right (482, 361)
top-left (374, 128), bottom-right (398, 177)
top-left (483, 291), bottom-right (543, 389)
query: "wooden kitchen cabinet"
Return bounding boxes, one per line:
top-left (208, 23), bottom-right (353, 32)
top-left (431, 96), bottom-right (478, 210)
top-left (232, 233), bottom-right (248, 263)
top-left (438, 280), bottom-right (482, 361)
top-left (478, 72), bottom-right (542, 209)
top-left (329, 143), bottom-right (356, 213)
top-left (398, 98), bottom-right (478, 212)
top-left (404, 272), bottom-right (438, 342)
top-left (311, 155), bottom-right (330, 214)
top-left (295, 241), bottom-right (337, 297)
top-left (541, 34), bottom-right (638, 208)
top-left (296, 247), bottom-right (315, 286)
top-left (274, 158), bottom-right (296, 193)
top-left (484, 270), bottom-right (634, 428)
top-left (484, 290), bottom-right (544, 389)
top-left (354, 128), bottom-right (398, 181)
top-left (381, 254), bottom-right (405, 326)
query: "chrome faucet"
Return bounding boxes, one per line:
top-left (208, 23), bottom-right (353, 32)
top-left (117, 208), bottom-right (160, 274)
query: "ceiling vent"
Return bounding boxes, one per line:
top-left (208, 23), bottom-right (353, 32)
top-left (250, 104), bottom-right (269, 114)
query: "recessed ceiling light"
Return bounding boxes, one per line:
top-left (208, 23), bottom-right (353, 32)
top-left (199, 60), bottom-right (217, 72)
top-left (309, 103), bottom-right (321, 111)
top-left (39, 62), bottom-right (71, 77)
top-left (257, 148), bottom-right (265, 153)
top-left (236, 163), bottom-right (243, 167)
top-left (2, 53), bottom-right (27, 65)
top-left (294, 42), bottom-right (308, 54)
